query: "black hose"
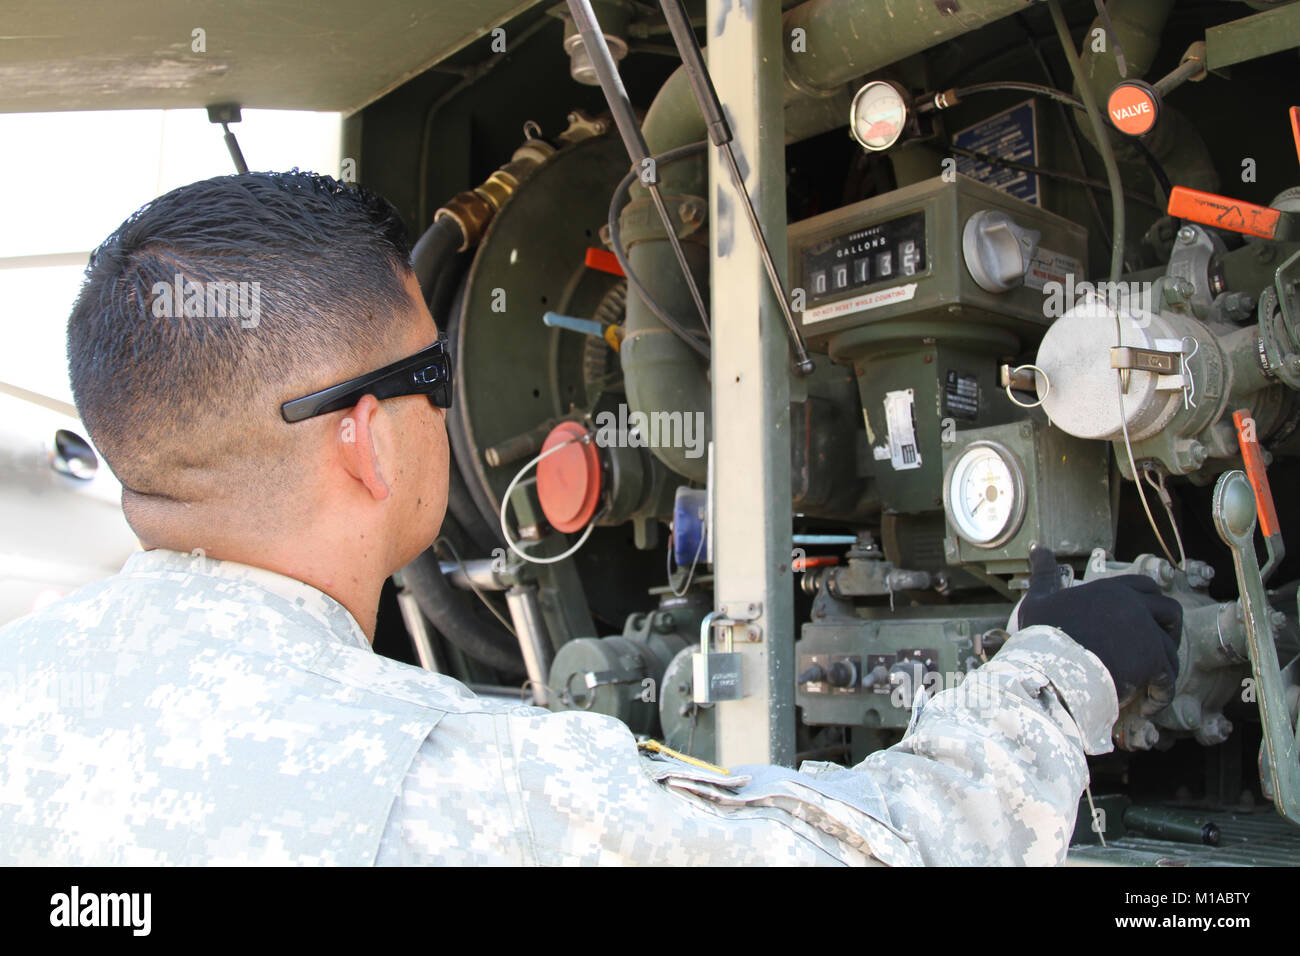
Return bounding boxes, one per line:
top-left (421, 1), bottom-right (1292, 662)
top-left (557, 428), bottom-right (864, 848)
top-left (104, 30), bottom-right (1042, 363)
top-left (410, 215), bottom-right (465, 299)
top-left (934, 80), bottom-right (1086, 112)
top-left (402, 215), bottom-right (521, 673)
top-left (607, 140), bottom-right (712, 360)
top-left (1046, 0), bottom-right (1124, 284)
top-left (401, 543), bottom-right (525, 676)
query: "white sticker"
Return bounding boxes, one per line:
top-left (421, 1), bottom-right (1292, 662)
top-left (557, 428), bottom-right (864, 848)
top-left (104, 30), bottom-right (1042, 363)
top-left (883, 389), bottom-right (922, 471)
top-left (802, 282), bottom-right (918, 325)
top-left (1024, 246), bottom-right (1082, 291)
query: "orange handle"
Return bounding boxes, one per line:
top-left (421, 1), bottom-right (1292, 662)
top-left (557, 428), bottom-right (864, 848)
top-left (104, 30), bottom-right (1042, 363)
top-left (1233, 409), bottom-right (1280, 538)
top-left (1167, 186), bottom-right (1281, 240)
top-left (1290, 106), bottom-right (1300, 168)
top-left (792, 555), bottom-right (840, 572)
top-left (584, 247), bottom-right (625, 277)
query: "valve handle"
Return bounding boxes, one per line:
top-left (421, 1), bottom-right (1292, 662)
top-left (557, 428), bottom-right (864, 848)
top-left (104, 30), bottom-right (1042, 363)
top-left (1212, 470), bottom-right (1300, 825)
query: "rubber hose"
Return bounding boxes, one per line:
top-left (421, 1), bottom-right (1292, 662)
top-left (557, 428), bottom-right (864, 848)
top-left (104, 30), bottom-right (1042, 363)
top-left (410, 216), bottom-right (505, 552)
top-left (401, 543), bottom-right (526, 675)
top-left (410, 215), bottom-right (464, 299)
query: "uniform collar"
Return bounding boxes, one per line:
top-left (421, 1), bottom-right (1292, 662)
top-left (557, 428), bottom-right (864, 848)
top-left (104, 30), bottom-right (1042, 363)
top-left (119, 548), bottom-right (372, 653)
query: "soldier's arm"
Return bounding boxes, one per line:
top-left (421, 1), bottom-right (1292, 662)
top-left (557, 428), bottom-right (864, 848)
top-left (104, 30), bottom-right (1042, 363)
top-left (814, 624), bottom-right (1118, 864)
top-left (378, 622), bottom-right (1112, 865)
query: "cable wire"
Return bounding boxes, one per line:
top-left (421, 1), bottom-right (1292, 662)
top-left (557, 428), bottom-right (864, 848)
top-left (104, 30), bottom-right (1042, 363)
top-left (434, 536), bottom-right (517, 636)
top-left (941, 80), bottom-right (1088, 112)
top-left (1017, 12), bottom-right (1113, 248)
top-left (947, 145), bottom-right (1161, 211)
top-left (499, 435), bottom-right (599, 565)
top-left (667, 525), bottom-right (706, 597)
top-left (1143, 467), bottom-right (1188, 569)
top-left (1048, 0), bottom-right (1177, 567)
top-left (924, 75), bottom-right (1173, 211)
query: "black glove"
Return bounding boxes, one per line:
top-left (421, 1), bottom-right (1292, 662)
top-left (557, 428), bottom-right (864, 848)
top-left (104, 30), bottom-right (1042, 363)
top-left (1016, 546), bottom-right (1182, 711)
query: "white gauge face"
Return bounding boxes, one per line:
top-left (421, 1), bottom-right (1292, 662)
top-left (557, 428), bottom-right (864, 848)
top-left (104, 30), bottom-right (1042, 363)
top-left (850, 81), bottom-right (908, 152)
top-left (947, 444), bottom-right (1023, 546)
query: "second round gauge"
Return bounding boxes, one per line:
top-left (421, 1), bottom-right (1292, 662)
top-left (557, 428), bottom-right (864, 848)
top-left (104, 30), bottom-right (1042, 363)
top-left (945, 442), bottom-right (1026, 547)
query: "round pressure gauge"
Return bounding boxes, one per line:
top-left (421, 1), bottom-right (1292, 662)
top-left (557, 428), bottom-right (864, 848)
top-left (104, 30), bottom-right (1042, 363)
top-left (943, 442), bottom-right (1026, 547)
top-left (849, 81), bottom-right (910, 152)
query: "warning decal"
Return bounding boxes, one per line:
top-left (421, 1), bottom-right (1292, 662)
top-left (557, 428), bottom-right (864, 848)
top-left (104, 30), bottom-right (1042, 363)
top-left (883, 389), bottom-right (922, 471)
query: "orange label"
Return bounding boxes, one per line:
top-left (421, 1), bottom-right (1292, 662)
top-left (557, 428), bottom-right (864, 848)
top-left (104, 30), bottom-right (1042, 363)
top-left (1167, 186), bottom-right (1281, 240)
top-left (1107, 83), bottom-right (1158, 135)
top-left (1233, 409), bottom-right (1279, 539)
top-left (1290, 106), bottom-right (1300, 167)
top-left (584, 247), bottom-right (625, 277)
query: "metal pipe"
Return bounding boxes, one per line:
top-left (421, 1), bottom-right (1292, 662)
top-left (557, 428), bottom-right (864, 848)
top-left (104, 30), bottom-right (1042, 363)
top-left (658, 0), bottom-right (812, 373)
top-left (1067, 0), bottom-right (1218, 196)
top-left (1048, 0), bottom-right (1126, 284)
top-left (780, 0), bottom-right (1033, 97)
top-left (566, 0), bottom-right (712, 335)
top-left (401, 550), bottom-right (526, 675)
top-left (439, 559), bottom-right (511, 592)
top-left (1122, 806), bottom-right (1221, 845)
top-left (506, 585), bottom-right (554, 706)
top-left (395, 579), bottom-right (441, 672)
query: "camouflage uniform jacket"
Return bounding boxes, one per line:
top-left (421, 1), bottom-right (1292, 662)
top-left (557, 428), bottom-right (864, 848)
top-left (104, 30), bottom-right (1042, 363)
top-left (0, 549), bottom-right (1117, 865)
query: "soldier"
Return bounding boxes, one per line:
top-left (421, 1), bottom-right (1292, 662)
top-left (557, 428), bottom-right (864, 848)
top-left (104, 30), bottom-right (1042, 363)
top-left (0, 171), bottom-right (1180, 865)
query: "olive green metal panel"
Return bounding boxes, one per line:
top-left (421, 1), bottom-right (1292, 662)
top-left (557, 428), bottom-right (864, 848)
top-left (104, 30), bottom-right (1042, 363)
top-left (1206, 2), bottom-right (1300, 72)
top-left (855, 343), bottom-right (1021, 515)
top-left (788, 174), bottom-right (1089, 351)
top-left (0, 0), bottom-right (541, 115)
top-left (796, 608), bottom-right (1008, 728)
top-left (942, 420), bottom-right (1113, 572)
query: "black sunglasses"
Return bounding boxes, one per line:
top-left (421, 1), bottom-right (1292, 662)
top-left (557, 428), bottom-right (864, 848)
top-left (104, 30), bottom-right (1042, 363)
top-left (280, 337), bottom-right (453, 423)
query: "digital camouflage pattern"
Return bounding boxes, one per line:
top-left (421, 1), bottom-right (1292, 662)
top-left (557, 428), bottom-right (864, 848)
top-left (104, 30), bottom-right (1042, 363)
top-left (0, 549), bottom-right (1117, 865)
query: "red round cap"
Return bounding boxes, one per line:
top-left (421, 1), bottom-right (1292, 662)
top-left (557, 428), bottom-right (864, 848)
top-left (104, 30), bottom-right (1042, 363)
top-left (1107, 82), bottom-right (1159, 136)
top-left (536, 421), bottom-right (602, 533)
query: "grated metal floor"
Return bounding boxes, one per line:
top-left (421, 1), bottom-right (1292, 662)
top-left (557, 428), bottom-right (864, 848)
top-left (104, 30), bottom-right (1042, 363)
top-left (1069, 809), bottom-right (1300, 866)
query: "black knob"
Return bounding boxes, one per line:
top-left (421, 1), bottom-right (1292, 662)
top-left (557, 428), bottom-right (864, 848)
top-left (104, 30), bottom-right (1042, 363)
top-left (797, 664), bottom-right (827, 684)
top-left (827, 661), bottom-right (856, 688)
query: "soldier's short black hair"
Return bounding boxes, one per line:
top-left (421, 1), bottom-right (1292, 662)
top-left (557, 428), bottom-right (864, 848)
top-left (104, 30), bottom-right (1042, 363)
top-left (67, 170), bottom-right (418, 511)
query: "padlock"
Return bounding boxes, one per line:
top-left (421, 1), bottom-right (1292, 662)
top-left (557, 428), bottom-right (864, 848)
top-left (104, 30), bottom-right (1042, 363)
top-left (693, 611), bottom-right (744, 703)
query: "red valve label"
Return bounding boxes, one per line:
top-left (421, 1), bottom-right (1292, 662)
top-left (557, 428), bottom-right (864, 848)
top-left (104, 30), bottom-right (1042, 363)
top-left (1107, 82), bottom-right (1159, 136)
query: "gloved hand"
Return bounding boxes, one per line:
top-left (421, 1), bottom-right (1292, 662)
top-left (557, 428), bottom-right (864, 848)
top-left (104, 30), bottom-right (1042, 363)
top-left (1015, 546), bottom-right (1182, 712)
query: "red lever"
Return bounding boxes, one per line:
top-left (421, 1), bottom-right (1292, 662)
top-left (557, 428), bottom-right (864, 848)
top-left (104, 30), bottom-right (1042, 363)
top-left (791, 555), bottom-right (840, 572)
top-left (1233, 409), bottom-right (1280, 539)
top-left (1167, 186), bottom-right (1282, 240)
top-left (1291, 106), bottom-right (1300, 167)
top-left (584, 247), bottom-right (625, 277)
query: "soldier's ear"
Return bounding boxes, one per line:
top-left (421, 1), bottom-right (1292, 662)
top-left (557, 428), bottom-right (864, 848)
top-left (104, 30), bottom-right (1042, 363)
top-left (335, 393), bottom-right (391, 502)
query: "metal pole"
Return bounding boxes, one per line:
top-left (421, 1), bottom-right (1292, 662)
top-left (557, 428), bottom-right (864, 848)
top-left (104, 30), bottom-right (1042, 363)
top-left (394, 573), bottom-right (441, 673)
top-left (506, 585), bottom-right (555, 707)
top-left (707, 0), bottom-right (795, 767)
